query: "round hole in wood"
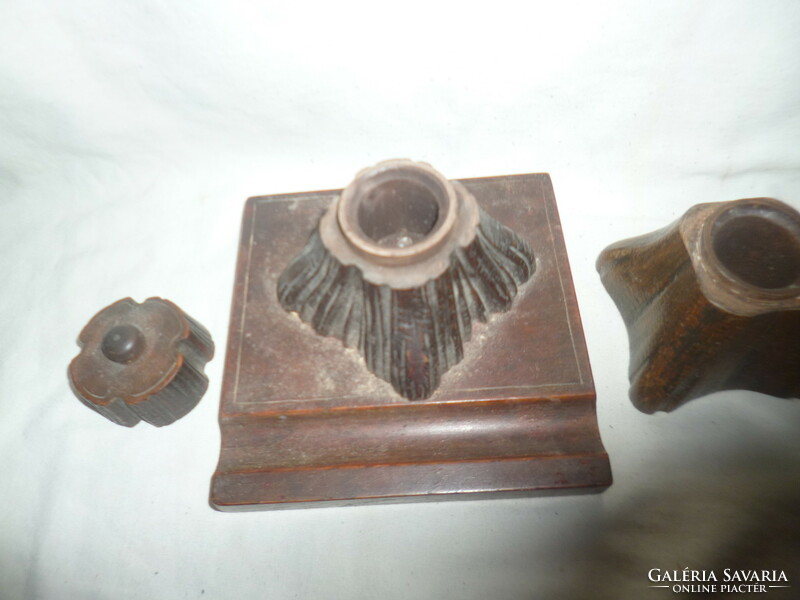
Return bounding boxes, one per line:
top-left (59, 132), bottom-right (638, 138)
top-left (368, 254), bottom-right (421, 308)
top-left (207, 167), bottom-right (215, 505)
top-left (712, 207), bottom-right (800, 289)
top-left (337, 161), bottom-right (459, 264)
top-left (356, 177), bottom-right (442, 249)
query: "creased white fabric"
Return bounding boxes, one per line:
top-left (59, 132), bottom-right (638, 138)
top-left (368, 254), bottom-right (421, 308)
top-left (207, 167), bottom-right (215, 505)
top-left (1, 1), bottom-right (799, 598)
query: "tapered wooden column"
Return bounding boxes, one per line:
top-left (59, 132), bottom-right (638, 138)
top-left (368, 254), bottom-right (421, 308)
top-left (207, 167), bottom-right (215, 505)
top-left (597, 197), bottom-right (800, 413)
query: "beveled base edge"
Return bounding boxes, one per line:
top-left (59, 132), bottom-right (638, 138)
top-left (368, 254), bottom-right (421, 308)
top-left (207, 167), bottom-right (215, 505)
top-left (210, 453), bottom-right (612, 512)
top-left (212, 172), bottom-right (610, 510)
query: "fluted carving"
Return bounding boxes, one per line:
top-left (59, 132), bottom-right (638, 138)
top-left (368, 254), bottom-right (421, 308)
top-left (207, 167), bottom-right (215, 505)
top-left (278, 209), bottom-right (534, 400)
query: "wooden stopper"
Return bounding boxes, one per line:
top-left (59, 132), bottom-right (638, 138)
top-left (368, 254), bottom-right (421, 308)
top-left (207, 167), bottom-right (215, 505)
top-left (69, 297), bottom-right (214, 426)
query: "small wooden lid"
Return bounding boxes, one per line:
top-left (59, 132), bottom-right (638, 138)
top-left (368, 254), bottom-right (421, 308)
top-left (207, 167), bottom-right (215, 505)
top-left (69, 297), bottom-right (214, 427)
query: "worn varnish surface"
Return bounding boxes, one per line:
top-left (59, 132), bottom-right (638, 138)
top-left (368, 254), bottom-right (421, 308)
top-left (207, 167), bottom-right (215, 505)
top-left (211, 174), bottom-right (610, 510)
top-left (597, 197), bottom-right (800, 413)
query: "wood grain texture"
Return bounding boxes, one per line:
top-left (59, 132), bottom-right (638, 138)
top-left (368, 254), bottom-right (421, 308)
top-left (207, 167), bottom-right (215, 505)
top-left (211, 173), bottom-right (610, 510)
top-left (597, 197), bottom-right (800, 413)
top-left (276, 209), bottom-right (535, 400)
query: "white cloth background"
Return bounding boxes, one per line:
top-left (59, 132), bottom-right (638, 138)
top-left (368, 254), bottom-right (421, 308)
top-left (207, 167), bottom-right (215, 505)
top-left (1, 1), bottom-right (799, 598)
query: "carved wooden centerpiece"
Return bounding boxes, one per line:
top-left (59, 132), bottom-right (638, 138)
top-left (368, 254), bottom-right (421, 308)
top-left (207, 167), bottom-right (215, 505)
top-left (277, 160), bottom-right (535, 400)
top-left (211, 161), bottom-right (610, 510)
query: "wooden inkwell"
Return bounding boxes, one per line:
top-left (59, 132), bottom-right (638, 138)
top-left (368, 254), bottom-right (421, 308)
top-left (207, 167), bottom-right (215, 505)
top-left (598, 197), bottom-right (800, 413)
top-left (211, 160), bottom-right (610, 510)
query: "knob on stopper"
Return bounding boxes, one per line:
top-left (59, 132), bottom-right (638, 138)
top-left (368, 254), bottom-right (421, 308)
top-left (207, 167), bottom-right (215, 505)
top-left (69, 297), bottom-right (215, 427)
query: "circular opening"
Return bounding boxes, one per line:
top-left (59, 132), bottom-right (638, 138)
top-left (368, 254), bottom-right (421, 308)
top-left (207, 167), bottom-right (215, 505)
top-left (101, 324), bottom-right (145, 364)
top-left (712, 209), bottom-right (800, 289)
top-left (356, 177), bottom-right (442, 249)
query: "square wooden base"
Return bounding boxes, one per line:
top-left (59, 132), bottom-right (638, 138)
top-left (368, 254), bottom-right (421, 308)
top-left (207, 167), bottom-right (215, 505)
top-left (210, 173), bottom-right (611, 510)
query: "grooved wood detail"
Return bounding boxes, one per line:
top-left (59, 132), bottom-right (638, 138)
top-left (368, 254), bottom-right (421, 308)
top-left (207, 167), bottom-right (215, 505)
top-left (277, 210), bottom-right (535, 400)
top-left (69, 297), bottom-right (215, 427)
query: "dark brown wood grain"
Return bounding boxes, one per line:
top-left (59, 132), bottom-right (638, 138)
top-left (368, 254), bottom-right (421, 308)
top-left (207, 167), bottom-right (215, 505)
top-left (597, 197), bottom-right (800, 413)
top-left (211, 173), bottom-right (610, 510)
